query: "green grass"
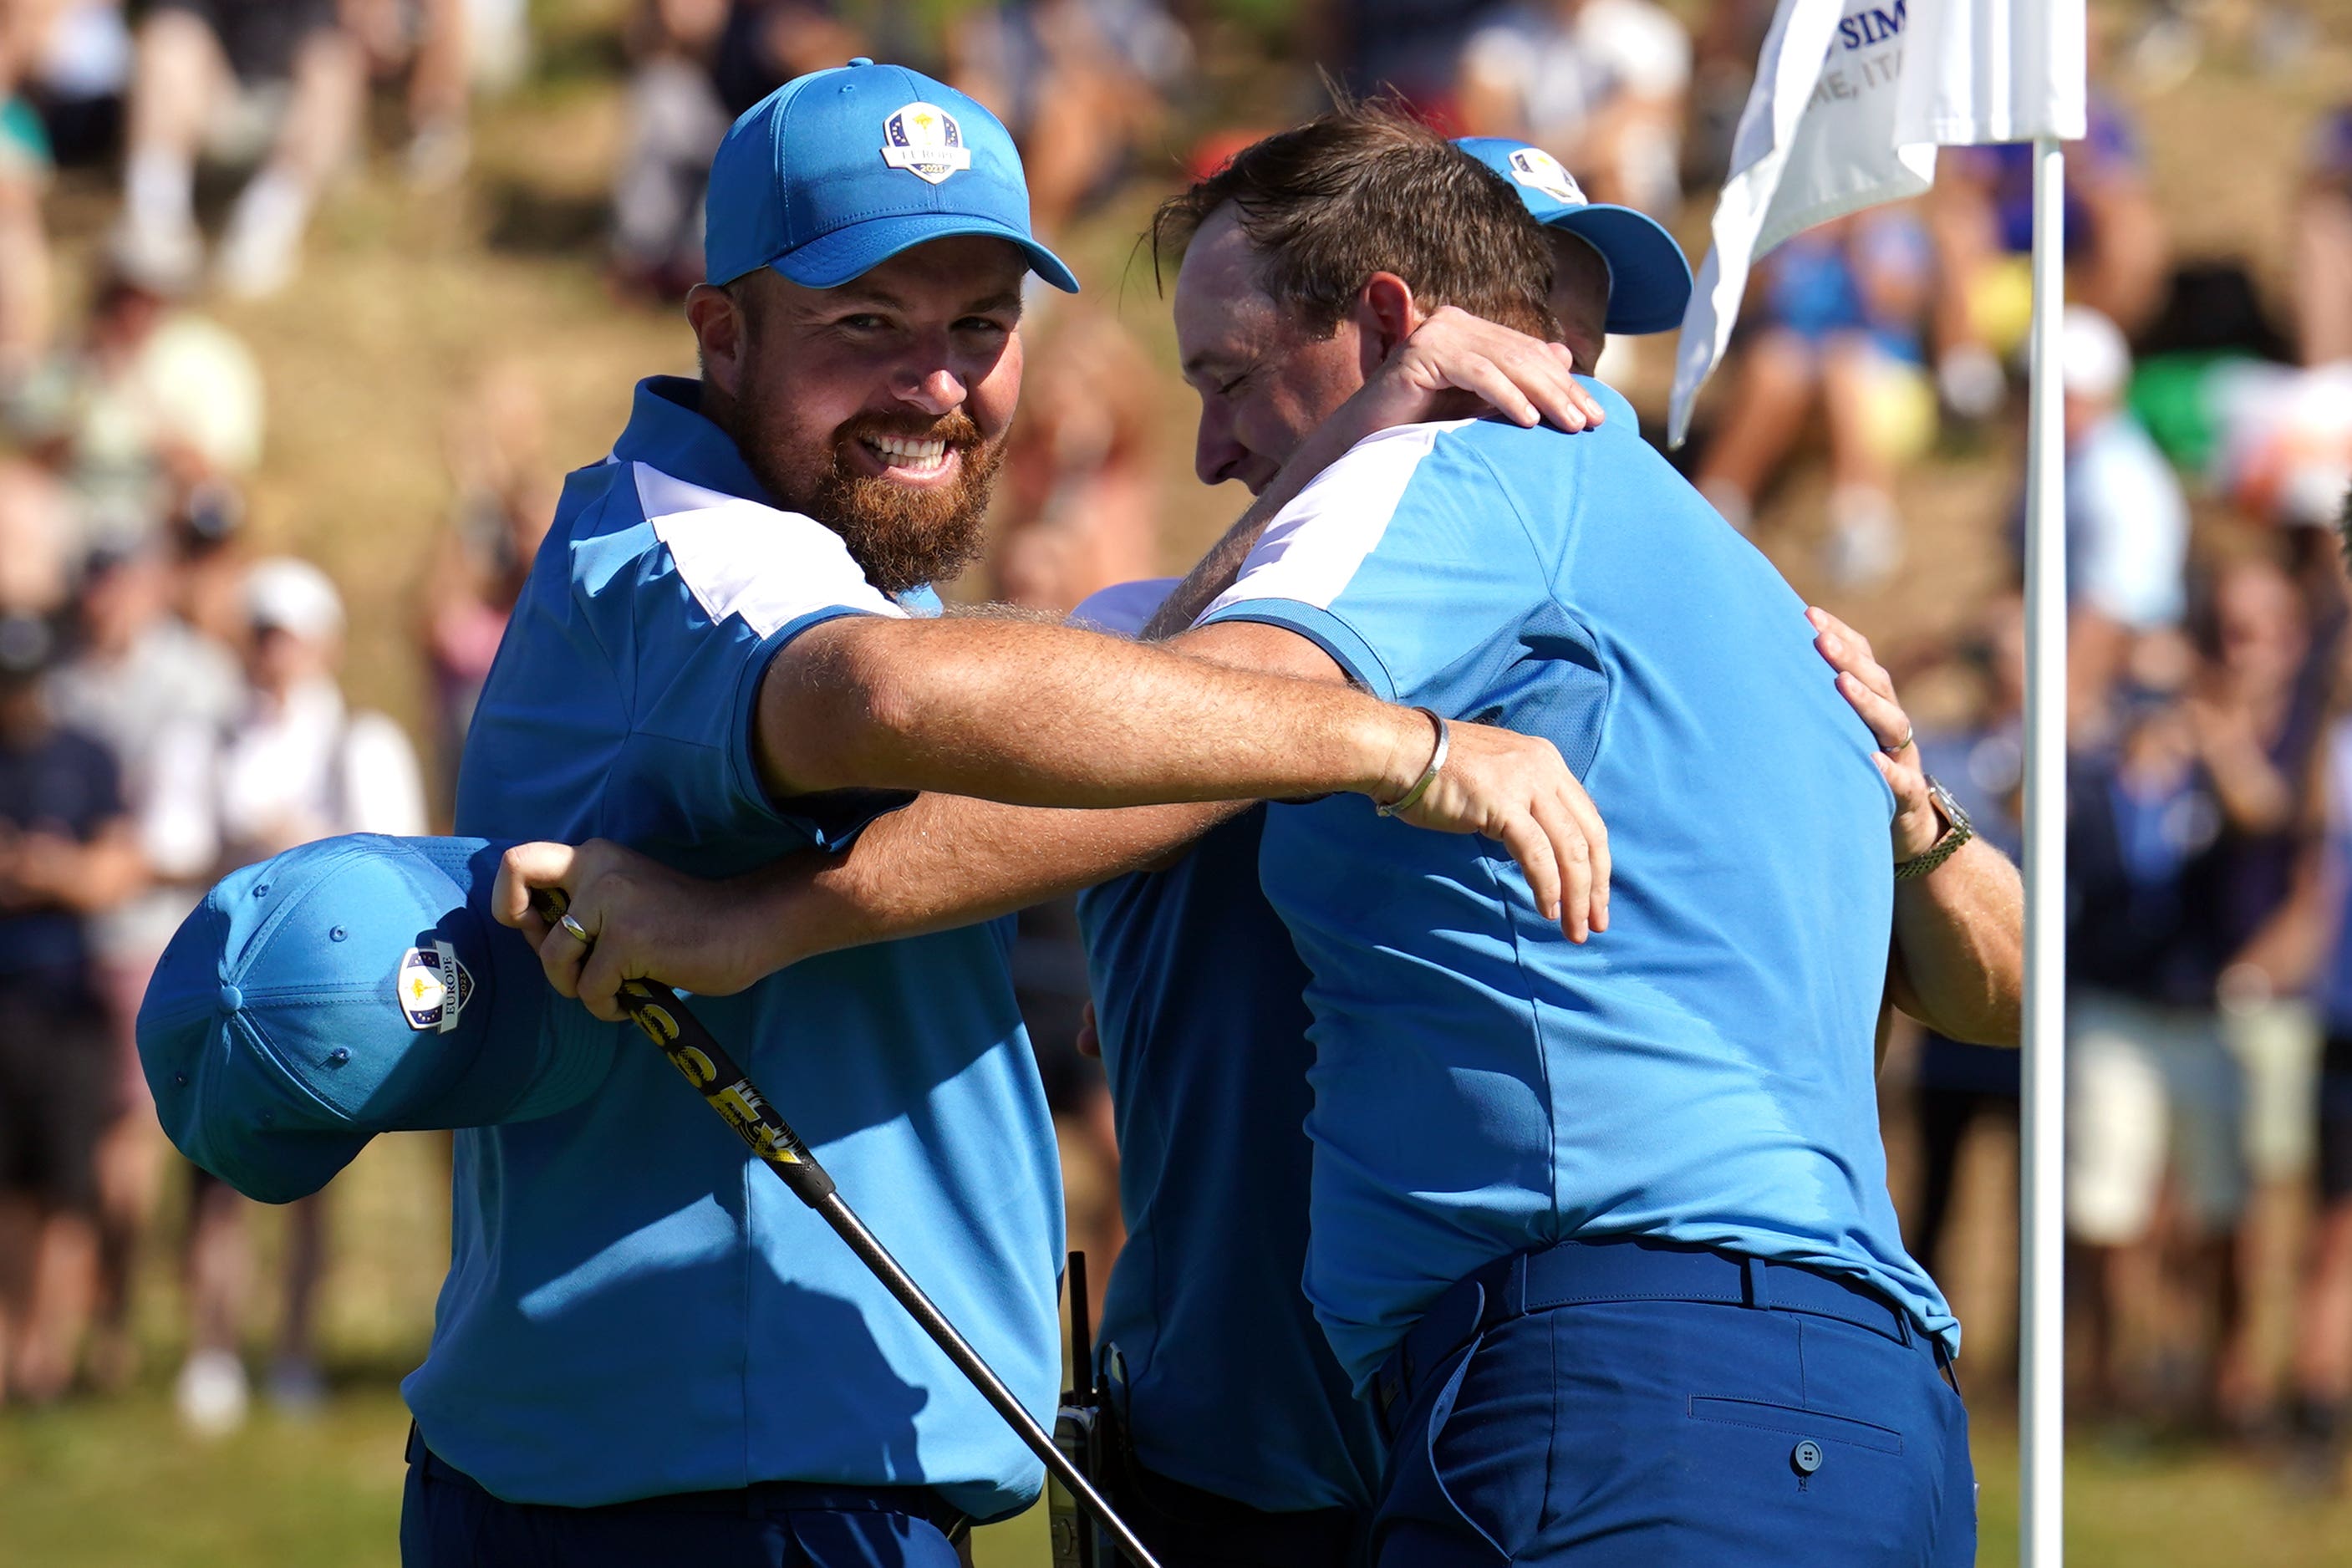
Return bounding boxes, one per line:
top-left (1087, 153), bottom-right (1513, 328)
top-left (5, 1387), bottom-right (2349, 1565)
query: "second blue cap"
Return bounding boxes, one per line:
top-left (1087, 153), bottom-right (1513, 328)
top-left (705, 59), bottom-right (1079, 294)
top-left (1456, 137), bottom-right (1693, 337)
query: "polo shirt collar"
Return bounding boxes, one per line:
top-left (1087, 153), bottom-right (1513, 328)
top-left (612, 377), bottom-right (772, 502)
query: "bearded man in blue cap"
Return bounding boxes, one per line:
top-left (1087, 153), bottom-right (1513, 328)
top-left (395, 59), bottom-right (1616, 1568)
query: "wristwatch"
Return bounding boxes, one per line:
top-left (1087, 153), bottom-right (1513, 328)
top-left (1895, 776), bottom-right (1974, 882)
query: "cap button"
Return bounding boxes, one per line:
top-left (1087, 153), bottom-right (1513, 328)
top-left (327, 1048), bottom-right (351, 1067)
top-left (216, 983), bottom-right (243, 1014)
top-left (847, 55), bottom-right (873, 66)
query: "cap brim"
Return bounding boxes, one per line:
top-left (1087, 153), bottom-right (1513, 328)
top-left (1550, 206), bottom-right (1693, 336)
top-left (771, 212), bottom-right (1079, 294)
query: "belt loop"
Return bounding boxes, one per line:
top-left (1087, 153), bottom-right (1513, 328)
top-left (1504, 1250), bottom-right (1530, 1321)
top-left (1741, 1255), bottom-right (1771, 1311)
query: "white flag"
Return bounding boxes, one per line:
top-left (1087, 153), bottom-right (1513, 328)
top-left (1667, 0), bottom-right (2088, 446)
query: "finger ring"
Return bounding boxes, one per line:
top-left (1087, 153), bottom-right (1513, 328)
top-left (557, 911), bottom-right (593, 944)
top-left (1881, 725), bottom-right (1915, 757)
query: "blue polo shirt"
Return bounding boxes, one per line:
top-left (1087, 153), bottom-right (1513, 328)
top-left (1198, 386), bottom-right (1954, 1390)
top-left (1070, 581), bottom-right (1385, 1517)
top-left (417, 376), bottom-right (1062, 1520)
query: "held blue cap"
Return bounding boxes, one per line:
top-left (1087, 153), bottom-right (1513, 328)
top-left (1455, 137), bottom-right (1693, 335)
top-left (137, 835), bottom-right (613, 1204)
top-left (705, 59), bottom-right (1079, 293)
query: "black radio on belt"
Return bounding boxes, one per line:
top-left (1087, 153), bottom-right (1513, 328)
top-left (1048, 1252), bottom-right (1109, 1568)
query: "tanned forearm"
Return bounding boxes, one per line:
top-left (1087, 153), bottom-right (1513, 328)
top-left (759, 616), bottom-right (1423, 807)
top-left (768, 794), bottom-right (1247, 965)
top-left (1886, 837), bottom-right (2025, 1046)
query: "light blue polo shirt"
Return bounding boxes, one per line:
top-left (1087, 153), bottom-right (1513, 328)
top-left (419, 376), bottom-right (1063, 1520)
top-left (1198, 384), bottom-right (1954, 1391)
top-left (1070, 581), bottom-right (1385, 1516)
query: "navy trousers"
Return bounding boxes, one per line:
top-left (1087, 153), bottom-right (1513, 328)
top-left (400, 1431), bottom-right (969, 1568)
top-left (1104, 1455), bottom-right (1366, 1568)
top-left (1370, 1240), bottom-right (1976, 1566)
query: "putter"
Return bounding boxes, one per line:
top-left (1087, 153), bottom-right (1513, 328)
top-left (533, 891), bottom-right (1161, 1568)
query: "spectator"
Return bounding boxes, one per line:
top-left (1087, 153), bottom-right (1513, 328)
top-left (421, 363), bottom-right (555, 810)
top-left (0, 84), bottom-right (55, 383)
top-left (1454, 0), bottom-right (1690, 215)
top-left (608, 0), bottom-right (731, 298)
top-left (0, 611), bottom-right (145, 1405)
top-left (8, 249), bottom-right (264, 549)
top-left (608, 0), bottom-right (863, 298)
top-left (143, 557), bottom-right (426, 1432)
top-left (2053, 306), bottom-right (2191, 729)
top-left (2293, 568), bottom-right (2352, 1489)
top-left (2298, 106), bottom-right (2352, 369)
top-left (113, 0), bottom-right (364, 298)
top-left (2188, 555), bottom-right (2332, 1430)
top-left (2065, 666), bottom-right (2240, 1422)
top-left (5, 0), bottom-right (133, 166)
top-left (44, 538), bottom-right (240, 1389)
top-left (1327, 0), bottom-right (1499, 115)
top-left (1927, 90), bottom-right (2166, 420)
top-left (0, 458), bottom-right (73, 615)
top-left (340, 0), bottom-right (474, 188)
top-left (949, 0), bottom-right (1190, 237)
top-left (1692, 206), bottom-right (1937, 588)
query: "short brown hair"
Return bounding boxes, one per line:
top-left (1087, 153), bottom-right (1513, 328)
top-left (1152, 102), bottom-right (1555, 340)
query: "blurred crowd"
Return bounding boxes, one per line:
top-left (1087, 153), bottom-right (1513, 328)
top-left (0, 0), bottom-right (2347, 1505)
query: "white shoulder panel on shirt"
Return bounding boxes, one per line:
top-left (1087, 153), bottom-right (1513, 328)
top-left (633, 463), bottom-right (902, 639)
top-left (1198, 421), bottom-right (1464, 623)
top-left (1069, 577), bottom-right (1182, 639)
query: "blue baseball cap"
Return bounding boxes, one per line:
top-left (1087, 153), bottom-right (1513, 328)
top-left (138, 835), bottom-right (613, 1204)
top-left (705, 59), bottom-right (1078, 293)
top-left (1455, 137), bottom-right (1693, 335)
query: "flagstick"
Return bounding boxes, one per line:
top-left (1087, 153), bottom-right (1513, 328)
top-left (2019, 132), bottom-right (2069, 1568)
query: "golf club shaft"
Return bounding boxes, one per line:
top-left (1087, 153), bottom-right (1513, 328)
top-left (532, 895), bottom-right (1160, 1568)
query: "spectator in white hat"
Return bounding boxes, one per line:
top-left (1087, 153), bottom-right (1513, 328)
top-left (142, 553), bottom-right (425, 1433)
top-left (2056, 304), bottom-right (2190, 728)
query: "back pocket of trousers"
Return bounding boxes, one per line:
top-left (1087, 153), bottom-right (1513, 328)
top-left (1688, 1396), bottom-right (1904, 1454)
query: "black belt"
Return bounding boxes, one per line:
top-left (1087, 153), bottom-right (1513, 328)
top-left (1373, 1236), bottom-right (1938, 1433)
top-left (405, 1424), bottom-right (970, 1542)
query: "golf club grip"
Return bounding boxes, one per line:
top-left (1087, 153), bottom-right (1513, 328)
top-left (816, 1193), bottom-right (1163, 1568)
top-left (617, 977), bottom-right (839, 1208)
top-left (528, 891), bottom-right (835, 1206)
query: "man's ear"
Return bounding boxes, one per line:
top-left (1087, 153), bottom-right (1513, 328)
top-left (685, 283), bottom-right (748, 400)
top-left (1351, 272), bottom-right (1424, 380)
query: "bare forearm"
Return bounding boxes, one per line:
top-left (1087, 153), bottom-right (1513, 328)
top-left (761, 617), bottom-right (1421, 807)
top-left (768, 794), bottom-right (1245, 965)
top-left (1889, 837), bottom-right (2024, 1046)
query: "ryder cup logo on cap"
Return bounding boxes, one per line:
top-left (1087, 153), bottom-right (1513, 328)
top-left (1456, 136), bottom-right (1696, 338)
top-left (882, 102), bottom-right (970, 184)
top-left (704, 59), bottom-right (1078, 293)
top-left (398, 942), bottom-right (473, 1031)
top-left (137, 835), bottom-right (617, 1204)
top-left (1507, 146), bottom-right (1585, 207)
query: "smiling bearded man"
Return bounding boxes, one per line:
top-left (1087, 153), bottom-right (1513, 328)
top-left (407, 59), bottom-right (1606, 1568)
